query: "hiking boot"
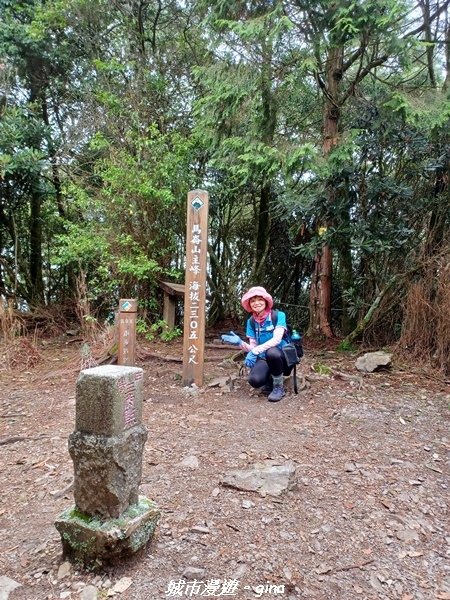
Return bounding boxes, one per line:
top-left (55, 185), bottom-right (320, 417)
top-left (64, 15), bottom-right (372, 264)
top-left (259, 382), bottom-right (273, 395)
top-left (268, 385), bottom-right (285, 402)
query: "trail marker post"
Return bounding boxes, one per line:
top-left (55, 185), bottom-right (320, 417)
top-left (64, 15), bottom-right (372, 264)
top-left (182, 190), bottom-right (209, 387)
top-left (118, 299), bottom-right (137, 366)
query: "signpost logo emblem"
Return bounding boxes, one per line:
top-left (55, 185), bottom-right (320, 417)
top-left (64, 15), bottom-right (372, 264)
top-left (191, 196), bottom-right (204, 211)
top-left (121, 301), bottom-right (132, 311)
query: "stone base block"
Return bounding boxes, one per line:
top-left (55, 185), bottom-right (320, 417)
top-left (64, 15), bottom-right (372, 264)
top-left (69, 425), bottom-right (147, 518)
top-left (55, 497), bottom-right (160, 569)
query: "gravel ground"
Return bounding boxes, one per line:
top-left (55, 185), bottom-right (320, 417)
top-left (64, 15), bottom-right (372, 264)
top-left (0, 340), bottom-right (449, 600)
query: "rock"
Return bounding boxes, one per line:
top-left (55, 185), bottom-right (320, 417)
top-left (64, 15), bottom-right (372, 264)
top-left (71, 582), bottom-right (85, 591)
top-left (396, 528), bottom-right (420, 542)
top-left (221, 460), bottom-right (296, 496)
top-left (439, 576), bottom-right (450, 593)
top-left (314, 563), bottom-right (332, 574)
top-left (207, 375), bottom-right (237, 388)
top-left (112, 577), bottom-right (133, 593)
top-left (55, 497), bottom-right (160, 568)
top-left (0, 576), bottom-right (22, 600)
top-left (180, 455), bottom-right (199, 469)
top-left (80, 585), bottom-right (98, 600)
top-left (57, 561), bottom-right (72, 580)
top-left (369, 573), bottom-right (385, 593)
top-left (242, 500), bottom-right (255, 509)
top-left (190, 525), bottom-right (210, 534)
top-left (355, 351), bottom-right (392, 373)
top-left (182, 385), bottom-right (199, 397)
top-left (344, 462), bottom-right (358, 473)
top-left (69, 424), bottom-right (147, 518)
top-left (232, 564), bottom-right (247, 579)
top-left (66, 328), bottom-right (80, 336)
top-left (182, 567), bottom-right (206, 580)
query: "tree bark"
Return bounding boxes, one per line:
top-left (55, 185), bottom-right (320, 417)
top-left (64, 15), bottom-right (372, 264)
top-left (29, 191), bottom-right (45, 305)
top-left (254, 183), bottom-right (271, 282)
top-left (253, 39), bottom-right (276, 284)
top-left (419, 0), bottom-right (437, 87)
top-left (27, 58), bottom-right (47, 306)
top-left (309, 45), bottom-right (343, 338)
top-left (444, 19), bottom-right (450, 92)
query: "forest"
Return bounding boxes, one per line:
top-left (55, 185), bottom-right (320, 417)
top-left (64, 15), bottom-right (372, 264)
top-left (0, 0), bottom-right (449, 373)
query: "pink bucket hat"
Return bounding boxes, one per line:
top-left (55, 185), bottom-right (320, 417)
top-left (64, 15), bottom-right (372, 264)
top-left (241, 286), bottom-right (274, 313)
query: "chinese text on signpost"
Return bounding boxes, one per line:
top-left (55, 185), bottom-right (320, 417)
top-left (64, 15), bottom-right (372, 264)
top-left (182, 191), bottom-right (209, 387)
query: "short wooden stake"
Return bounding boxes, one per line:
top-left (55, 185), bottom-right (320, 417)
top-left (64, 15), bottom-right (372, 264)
top-left (118, 299), bottom-right (137, 366)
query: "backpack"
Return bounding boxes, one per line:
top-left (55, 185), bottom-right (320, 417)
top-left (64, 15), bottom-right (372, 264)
top-left (249, 309), bottom-right (303, 393)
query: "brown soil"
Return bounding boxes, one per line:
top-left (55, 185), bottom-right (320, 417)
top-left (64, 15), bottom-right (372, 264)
top-left (0, 336), bottom-right (449, 600)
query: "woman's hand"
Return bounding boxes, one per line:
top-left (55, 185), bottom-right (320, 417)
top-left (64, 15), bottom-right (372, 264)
top-left (221, 331), bottom-right (242, 346)
top-left (244, 351), bottom-right (257, 368)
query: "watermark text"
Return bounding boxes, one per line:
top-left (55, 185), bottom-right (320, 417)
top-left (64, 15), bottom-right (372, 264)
top-left (165, 579), bottom-right (285, 597)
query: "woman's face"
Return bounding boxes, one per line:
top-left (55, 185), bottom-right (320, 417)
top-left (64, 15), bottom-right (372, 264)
top-left (249, 296), bottom-right (267, 314)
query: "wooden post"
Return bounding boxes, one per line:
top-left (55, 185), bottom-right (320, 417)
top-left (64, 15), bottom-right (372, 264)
top-left (182, 190), bottom-right (209, 387)
top-left (162, 291), bottom-right (176, 329)
top-left (159, 280), bottom-right (185, 330)
top-left (118, 299), bottom-right (137, 366)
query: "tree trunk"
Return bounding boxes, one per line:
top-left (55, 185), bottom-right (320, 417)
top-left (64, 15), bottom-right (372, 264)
top-left (253, 40), bottom-right (276, 284)
top-left (309, 45), bottom-right (343, 338)
top-left (29, 191), bottom-right (45, 305)
top-left (444, 18), bottom-right (450, 92)
top-left (28, 59), bottom-right (47, 306)
top-left (253, 184), bottom-right (271, 282)
top-left (419, 0), bottom-right (437, 87)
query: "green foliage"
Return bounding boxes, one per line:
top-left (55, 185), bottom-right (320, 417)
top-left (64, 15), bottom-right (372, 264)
top-left (312, 362), bottom-right (332, 376)
top-left (0, 0), bottom-right (448, 357)
top-left (336, 339), bottom-right (357, 353)
top-left (136, 318), bottom-right (182, 342)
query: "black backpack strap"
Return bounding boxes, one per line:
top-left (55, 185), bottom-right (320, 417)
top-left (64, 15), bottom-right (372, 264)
top-left (249, 309), bottom-right (278, 341)
top-left (293, 364), bottom-right (298, 394)
top-left (271, 309), bottom-right (278, 327)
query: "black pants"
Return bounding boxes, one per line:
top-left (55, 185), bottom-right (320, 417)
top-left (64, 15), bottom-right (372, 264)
top-left (248, 347), bottom-right (293, 388)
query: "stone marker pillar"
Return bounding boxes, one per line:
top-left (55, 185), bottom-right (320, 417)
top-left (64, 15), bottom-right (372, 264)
top-left (55, 365), bottom-right (160, 568)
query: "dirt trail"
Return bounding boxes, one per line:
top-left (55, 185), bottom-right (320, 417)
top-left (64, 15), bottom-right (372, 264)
top-left (0, 339), bottom-right (449, 600)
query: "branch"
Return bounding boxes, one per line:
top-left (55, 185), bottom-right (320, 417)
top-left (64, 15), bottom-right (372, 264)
top-left (343, 254), bottom-right (439, 344)
top-left (314, 71), bottom-right (340, 108)
top-left (343, 46), bottom-right (365, 73)
top-left (405, 0), bottom-right (450, 37)
top-left (341, 55), bottom-right (389, 103)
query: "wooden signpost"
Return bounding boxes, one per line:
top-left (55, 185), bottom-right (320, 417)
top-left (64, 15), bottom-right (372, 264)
top-left (118, 299), bottom-right (137, 366)
top-left (182, 190), bottom-right (209, 387)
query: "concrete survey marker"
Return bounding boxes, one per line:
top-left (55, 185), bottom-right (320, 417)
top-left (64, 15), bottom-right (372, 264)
top-left (55, 365), bottom-right (160, 568)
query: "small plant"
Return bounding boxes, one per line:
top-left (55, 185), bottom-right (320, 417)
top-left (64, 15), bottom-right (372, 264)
top-left (136, 318), bottom-right (150, 337)
top-left (312, 362), bottom-right (332, 375)
top-left (159, 321), bottom-right (182, 342)
top-left (136, 318), bottom-right (181, 342)
top-left (337, 339), bottom-right (356, 352)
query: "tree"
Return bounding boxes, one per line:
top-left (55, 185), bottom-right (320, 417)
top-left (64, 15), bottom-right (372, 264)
top-left (194, 1), bottom-right (300, 293)
top-left (0, 0), bottom-right (79, 305)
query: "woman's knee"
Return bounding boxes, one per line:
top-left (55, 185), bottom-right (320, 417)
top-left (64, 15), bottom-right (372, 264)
top-left (248, 372), bottom-right (264, 388)
top-left (266, 347), bottom-right (282, 361)
top-left (248, 362), bottom-right (268, 388)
